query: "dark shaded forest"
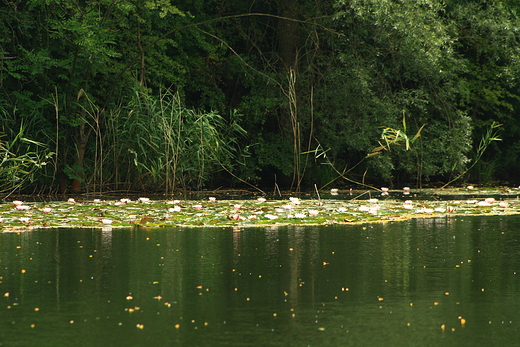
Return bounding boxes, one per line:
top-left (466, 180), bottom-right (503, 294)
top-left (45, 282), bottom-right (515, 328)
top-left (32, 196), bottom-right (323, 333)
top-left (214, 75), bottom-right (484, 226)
top-left (1, 0), bottom-right (519, 194)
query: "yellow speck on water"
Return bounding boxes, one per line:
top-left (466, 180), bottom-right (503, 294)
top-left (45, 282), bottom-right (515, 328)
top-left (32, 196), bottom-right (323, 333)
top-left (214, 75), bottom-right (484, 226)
top-left (460, 318), bottom-right (466, 327)
top-left (246, 298), bottom-right (250, 301)
top-left (30, 324), bottom-right (35, 328)
top-left (6, 306), bottom-right (10, 309)
top-left (407, 322), bottom-right (411, 326)
top-left (289, 248), bottom-right (294, 251)
top-left (451, 328), bottom-right (455, 332)
top-left (377, 297), bottom-right (384, 301)
top-left (34, 308), bottom-right (40, 312)
top-left (79, 280), bottom-right (83, 282)
top-left (128, 308), bottom-right (135, 313)
top-left (481, 288), bottom-right (485, 291)
top-left (322, 262), bottom-right (328, 265)
top-left (16, 246), bottom-right (21, 249)
top-left (441, 324), bottom-right (446, 331)
top-left (70, 320), bottom-right (74, 324)
top-left (444, 292), bottom-right (450, 296)
top-left (273, 313), bottom-right (277, 317)
top-left (204, 322), bottom-right (209, 326)
top-left (136, 324), bottom-right (144, 329)
top-left (258, 275), bottom-right (262, 278)
top-left (21, 269), bottom-right (26, 274)
top-left (126, 295), bottom-right (133, 300)
top-left (292, 313), bottom-right (296, 317)
top-left (410, 303), bottom-right (413, 306)
top-left (331, 251), bottom-right (335, 254)
top-left (175, 324), bottom-right (180, 329)
top-left (318, 327), bottom-right (326, 331)
top-left (4, 292), bottom-right (9, 298)
top-left (156, 244), bottom-right (160, 247)
top-left (468, 259), bottom-right (472, 262)
top-left (146, 237), bottom-right (150, 241)
top-left (155, 295), bottom-right (162, 300)
top-left (234, 288), bottom-right (238, 291)
top-left (434, 302), bottom-right (439, 306)
top-left (455, 265), bottom-right (460, 268)
top-left (89, 255), bottom-right (93, 258)
top-left (196, 285), bottom-right (203, 289)
top-left (153, 281), bottom-right (159, 284)
top-left (334, 296), bottom-right (338, 299)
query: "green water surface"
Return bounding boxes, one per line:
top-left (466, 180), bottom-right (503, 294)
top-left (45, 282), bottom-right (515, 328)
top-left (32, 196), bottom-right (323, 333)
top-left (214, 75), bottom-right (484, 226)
top-left (0, 215), bottom-right (519, 346)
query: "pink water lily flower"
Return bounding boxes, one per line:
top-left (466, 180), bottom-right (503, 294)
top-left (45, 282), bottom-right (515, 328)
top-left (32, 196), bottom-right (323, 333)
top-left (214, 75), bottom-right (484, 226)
top-left (234, 204), bottom-right (242, 210)
top-left (16, 205), bottom-right (31, 210)
top-left (68, 198), bottom-right (76, 203)
top-left (12, 200), bottom-right (23, 206)
top-left (192, 204), bottom-right (203, 210)
top-left (209, 197), bottom-right (217, 202)
top-left (43, 207), bottom-right (52, 213)
top-left (308, 210), bottom-right (319, 216)
top-left (257, 197), bottom-right (266, 203)
top-left (101, 219), bottom-right (113, 225)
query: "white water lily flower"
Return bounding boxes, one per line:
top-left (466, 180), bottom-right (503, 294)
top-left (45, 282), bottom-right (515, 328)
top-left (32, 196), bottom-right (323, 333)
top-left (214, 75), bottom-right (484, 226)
top-left (308, 210), bottom-right (319, 216)
top-left (43, 207), bottom-right (52, 213)
top-left (434, 207), bottom-right (445, 213)
top-left (120, 198), bottom-right (131, 203)
top-left (294, 213), bottom-right (306, 218)
top-left (484, 198), bottom-right (495, 204)
top-left (257, 197), bottom-right (266, 203)
top-left (16, 205), bottom-right (31, 210)
top-left (138, 197), bottom-right (150, 202)
top-left (234, 204), bottom-right (241, 209)
top-left (289, 197), bottom-right (300, 205)
top-left (368, 198), bottom-right (378, 203)
top-left (477, 201), bottom-right (491, 207)
top-left (101, 219), bottom-right (113, 225)
top-left (337, 207), bottom-right (347, 212)
top-left (209, 197), bottom-right (217, 202)
top-left (281, 205), bottom-right (293, 210)
top-left (499, 202), bottom-right (508, 208)
top-left (192, 204), bottom-right (203, 210)
top-left (19, 217), bottom-right (30, 223)
top-left (12, 200), bottom-right (23, 206)
top-left (358, 205), bottom-right (370, 212)
top-left (265, 214), bottom-right (278, 220)
top-left (466, 200), bottom-right (477, 204)
top-left (169, 206), bottom-right (181, 213)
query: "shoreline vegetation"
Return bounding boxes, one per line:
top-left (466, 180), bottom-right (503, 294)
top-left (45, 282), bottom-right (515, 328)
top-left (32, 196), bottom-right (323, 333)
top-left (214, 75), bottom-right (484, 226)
top-left (2, 187), bottom-right (519, 231)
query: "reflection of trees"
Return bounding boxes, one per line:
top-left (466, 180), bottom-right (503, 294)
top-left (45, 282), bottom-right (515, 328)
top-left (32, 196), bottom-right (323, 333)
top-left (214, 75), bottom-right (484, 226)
top-left (3, 215), bottom-right (520, 337)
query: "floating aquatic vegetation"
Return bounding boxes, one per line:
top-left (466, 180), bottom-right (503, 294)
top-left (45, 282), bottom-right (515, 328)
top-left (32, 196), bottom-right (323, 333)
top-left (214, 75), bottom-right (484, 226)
top-left (0, 190), bottom-right (519, 230)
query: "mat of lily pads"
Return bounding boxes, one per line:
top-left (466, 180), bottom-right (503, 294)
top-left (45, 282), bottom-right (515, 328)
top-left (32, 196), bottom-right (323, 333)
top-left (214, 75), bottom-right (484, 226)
top-left (2, 192), bottom-right (520, 230)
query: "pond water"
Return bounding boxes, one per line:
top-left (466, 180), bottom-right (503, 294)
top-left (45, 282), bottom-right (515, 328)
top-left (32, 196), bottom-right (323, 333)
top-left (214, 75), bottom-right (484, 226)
top-left (1, 215), bottom-right (520, 346)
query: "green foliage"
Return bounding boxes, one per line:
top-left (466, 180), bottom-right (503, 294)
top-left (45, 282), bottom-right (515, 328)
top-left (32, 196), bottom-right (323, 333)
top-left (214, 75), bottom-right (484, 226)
top-left (0, 124), bottom-right (54, 196)
top-left (99, 89), bottom-right (247, 191)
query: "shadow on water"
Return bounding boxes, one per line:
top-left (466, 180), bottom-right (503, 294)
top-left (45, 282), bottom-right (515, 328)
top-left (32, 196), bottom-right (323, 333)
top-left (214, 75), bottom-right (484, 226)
top-left (1, 215), bottom-right (520, 346)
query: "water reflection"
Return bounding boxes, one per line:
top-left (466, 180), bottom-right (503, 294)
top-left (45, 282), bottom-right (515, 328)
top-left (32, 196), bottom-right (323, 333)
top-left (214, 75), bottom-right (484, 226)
top-left (0, 216), bottom-right (520, 346)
